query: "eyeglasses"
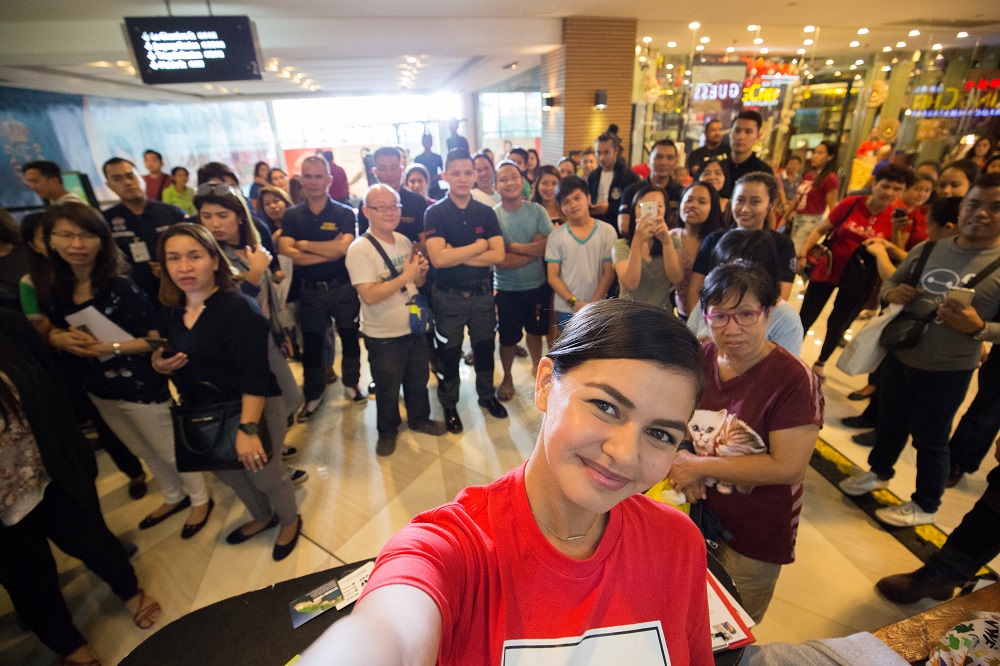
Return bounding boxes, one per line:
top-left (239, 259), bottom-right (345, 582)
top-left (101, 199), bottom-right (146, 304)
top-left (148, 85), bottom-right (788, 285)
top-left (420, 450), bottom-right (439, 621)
top-left (50, 230), bottom-right (101, 242)
top-left (196, 182), bottom-right (241, 198)
top-left (703, 308), bottom-right (765, 328)
top-left (366, 204), bottom-right (402, 214)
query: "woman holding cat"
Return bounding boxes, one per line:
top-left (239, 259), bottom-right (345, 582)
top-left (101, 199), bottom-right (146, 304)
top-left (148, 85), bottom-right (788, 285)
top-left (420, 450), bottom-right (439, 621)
top-left (669, 261), bottom-right (823, 623)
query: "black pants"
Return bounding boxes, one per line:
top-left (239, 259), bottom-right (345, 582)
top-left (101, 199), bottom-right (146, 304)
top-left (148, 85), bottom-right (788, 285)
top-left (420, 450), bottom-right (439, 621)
top-left (799, 279), bottom-right (870, 365)
top-left (299, 284), bottom-right (362, 401)
top-left (0, 483), bottom-right (138, 656)
top-left (930, 464), bottom-right (1000, 582)
top-left (950, 347), bottom-right (1000, 473)
top-left (365, 334), bottom-right (433, 436)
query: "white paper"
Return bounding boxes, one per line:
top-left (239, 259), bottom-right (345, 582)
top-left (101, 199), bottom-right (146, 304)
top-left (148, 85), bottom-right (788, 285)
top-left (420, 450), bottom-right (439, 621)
top-left (64, 305), bottom-right (135, 362)
top-left (501, 622), bottom-right (670, 666)
top-left (334, 560), bottom-right (375, 611)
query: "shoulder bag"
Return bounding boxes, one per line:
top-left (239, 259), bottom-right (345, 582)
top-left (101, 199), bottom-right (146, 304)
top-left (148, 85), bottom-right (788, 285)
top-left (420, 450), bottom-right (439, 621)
top-left (364, 234), bottom-right (433, 335)
top-left (172, 382), bottom-right (272, 472)
top-left (803, 198), bottom-right (862, 283)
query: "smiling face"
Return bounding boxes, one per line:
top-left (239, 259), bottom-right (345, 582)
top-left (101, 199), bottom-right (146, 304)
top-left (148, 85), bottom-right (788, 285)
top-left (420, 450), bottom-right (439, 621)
top-left (406, 170), bottom-right (429, 197)
top-left (496, 164), bottom-right (523, 202)
top-left (533, 357), bottom-right (697, 517)
top-left (49, 218), bottom-right (101, 270)
top-left (731, 180), bottom-right (772, 230)
top-left (164, 234), bottom-right (219, 296)
top-left (474, 156), bottom-right (494, 191)
top-left (199, 202), bottom-right (241, 246)
top-left (699, 161), bottom-right (726, 193)
top-left (958, 186), bottom-right (1000, 247)
top-left (536, 173), bottom-right (559, 203)
top-left (938, 167), bottom-right (971, 198)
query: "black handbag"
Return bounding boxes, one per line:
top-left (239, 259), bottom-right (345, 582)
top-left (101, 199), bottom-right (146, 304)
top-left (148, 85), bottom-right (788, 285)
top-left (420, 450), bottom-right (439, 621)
top-left (879, 242), bottom-right (936, 351)
top-left (171, 382), bottom-right (272, 472)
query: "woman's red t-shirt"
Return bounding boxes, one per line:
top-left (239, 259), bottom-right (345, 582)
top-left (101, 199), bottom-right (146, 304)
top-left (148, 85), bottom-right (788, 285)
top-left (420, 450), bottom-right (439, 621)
top-left (826, 195), bottom-right (893, 284)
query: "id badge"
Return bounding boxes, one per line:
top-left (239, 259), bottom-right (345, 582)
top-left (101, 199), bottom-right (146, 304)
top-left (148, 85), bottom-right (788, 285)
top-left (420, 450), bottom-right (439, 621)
top-left (130, 240), bottom-right (151, 263)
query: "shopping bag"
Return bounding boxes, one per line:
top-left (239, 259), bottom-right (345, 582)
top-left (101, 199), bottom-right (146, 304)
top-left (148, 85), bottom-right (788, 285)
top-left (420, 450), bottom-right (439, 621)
top-left (836, 303), bottom-right (903, 376)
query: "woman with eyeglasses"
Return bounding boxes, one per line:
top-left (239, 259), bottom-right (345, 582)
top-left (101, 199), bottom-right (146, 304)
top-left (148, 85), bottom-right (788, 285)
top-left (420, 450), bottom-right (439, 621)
top-left (42, 203), bottom-right (213, 538)
top-left (668, 261), bottom-right (823, 623)
top-left (152, 223), bottom-right (301, 560)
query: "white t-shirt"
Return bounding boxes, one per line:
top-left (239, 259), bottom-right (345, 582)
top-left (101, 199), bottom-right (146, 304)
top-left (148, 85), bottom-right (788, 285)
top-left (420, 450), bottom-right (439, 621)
top-left (345, 232), bottom-right (415, 339)
top-left (544, 220), bottom-right (617, 313)
top-left (597, 169), bottom-right (614, 203)
top-left (471, 188), bottom-right (501, 207)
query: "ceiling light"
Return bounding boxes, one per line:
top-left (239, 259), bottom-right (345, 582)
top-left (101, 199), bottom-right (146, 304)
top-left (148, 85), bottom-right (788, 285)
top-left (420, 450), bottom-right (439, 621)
top-left (700, 36), bottom-right (710, 44)
top-left (797, 48), bottom-right (806, 54)
top-left (855, 74), bottom-right (862, 80)
top-left (896, 41), bottom-right (907, 47)
top-left (932, 43), bottom-right (943, 50)
top-left (957, 31), bottom-right (969, 38)
top-left (726, 46), bottom-right (736, 53)
top-left (280, 71), bottom-right (291, 78)
top-left (883, 45), bottom-right (892, 52)
top-left (666, 63), bottom-right (674, 69)
top-left (760, 48), bottom-right (769, 54)
top-left (638, 55), bottom-right (647, 63)
top-left (804, 25), bottom-right (816, 33)
top-left (825, 59), bottom-right (834, 65)
top-left (406, 56), bottom-right (417, 63)
top-left (202, 84), bottom-right (213, 90)
top-left (882, 65), bottom-right (891, 71)
top-left (753, 37), bottom-right (763, 45)
top-left (116, 60), bottom-right (131, 67)
top-left (807, 73), bottom-right (814, 79)
top-left (402, 71), bottom-right (411, 78)
top-left (747, 25), bottom-right (759, 31)
top-left (857, 28), bottom-right (869, 35)
top-left (695, 45), bottom-right (705, 51)
top-left (667, 41), bottom-right (677, 48)
top-left (909, 30), bottom-right (920, 37)
top-left (850, 41), bottom-right (860, 47)
top-left (503, 61), bottom-right (518, 69)
top-left (689, 22), bottom-right (700, 30)
top-left (834, 71), bottom-right (841, 76)
top-left (804, 39), bottom-right (814, 46)
top-left (850, 64), bottom-right (857, 70)
top-left (642, 36), bottom-right (652, 43)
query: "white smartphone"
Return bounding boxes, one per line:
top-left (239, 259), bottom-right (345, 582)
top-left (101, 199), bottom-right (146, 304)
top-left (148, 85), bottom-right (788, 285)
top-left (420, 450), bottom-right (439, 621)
top-left (948, 286), bottom-right (975, 306)
top-left (638, 201), bottom-right (657, 218)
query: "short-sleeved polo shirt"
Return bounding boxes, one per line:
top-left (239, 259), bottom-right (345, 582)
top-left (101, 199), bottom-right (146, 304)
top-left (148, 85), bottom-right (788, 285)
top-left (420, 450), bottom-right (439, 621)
top-left (424, 196), bottom-right (502, 290)
top-left (280, 198), bottom-right (357, 283)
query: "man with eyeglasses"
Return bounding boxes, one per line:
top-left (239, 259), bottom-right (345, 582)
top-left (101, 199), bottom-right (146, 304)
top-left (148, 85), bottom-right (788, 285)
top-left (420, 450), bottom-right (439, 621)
top-left (102, 157), bottom-right (187, 303)
top-left (279, 155), bottom-right (365, 421)
top-left (345, 184), bottom-right (447, 456)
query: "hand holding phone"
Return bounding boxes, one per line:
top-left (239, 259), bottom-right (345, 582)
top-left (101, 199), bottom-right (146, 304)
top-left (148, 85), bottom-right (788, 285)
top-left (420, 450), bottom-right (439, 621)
top-left (947, 286), bottom-right (975, 307)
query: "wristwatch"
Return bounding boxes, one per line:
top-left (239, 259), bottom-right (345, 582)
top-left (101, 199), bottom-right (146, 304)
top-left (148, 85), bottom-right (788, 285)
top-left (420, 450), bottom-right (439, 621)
top-left (567, 296), bottom-right (578, 308)
top-left (112, 342), bottom-right (122, 356)
top-left (238, 422), bottom-right (260, 436)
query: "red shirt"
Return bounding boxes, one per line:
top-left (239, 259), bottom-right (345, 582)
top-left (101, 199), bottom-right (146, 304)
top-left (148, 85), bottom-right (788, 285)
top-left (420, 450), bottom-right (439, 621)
top-left (826, 195), bottom-right (894, 284)
top-left (143, 173), bottom-right (171, 201)
top-left (892, 197), bottom-right (930, 251)
top-left (856, 139), bottom-right (884, 156)
top-left (327, 162), bottom-right (350, 200)
top-left (795, 171), bottom-right (839, 215)
top-left (699, 342), bottom-right (824, 564)
top-left (361, 463), bottom-right (713, 666)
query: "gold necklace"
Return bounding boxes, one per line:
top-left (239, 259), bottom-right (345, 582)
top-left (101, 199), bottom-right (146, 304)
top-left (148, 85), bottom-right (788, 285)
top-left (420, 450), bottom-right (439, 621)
top-left (534, 511), bottom-right (602, 542)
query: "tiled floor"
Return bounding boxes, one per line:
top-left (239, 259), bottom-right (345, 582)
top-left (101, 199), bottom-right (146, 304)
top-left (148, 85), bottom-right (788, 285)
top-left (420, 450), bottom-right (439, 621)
top-left (2, 277), bottom-right (997, 663)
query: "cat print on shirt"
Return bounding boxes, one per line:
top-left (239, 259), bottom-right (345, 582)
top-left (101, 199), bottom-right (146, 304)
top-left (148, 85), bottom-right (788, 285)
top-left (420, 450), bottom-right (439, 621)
top-left (688, 408), bottom-right (767, 495)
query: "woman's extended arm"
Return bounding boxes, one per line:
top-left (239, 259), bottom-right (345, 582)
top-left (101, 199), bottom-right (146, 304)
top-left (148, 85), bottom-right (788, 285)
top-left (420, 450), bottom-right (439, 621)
top-left (298, 584), bottom-right (442, 666)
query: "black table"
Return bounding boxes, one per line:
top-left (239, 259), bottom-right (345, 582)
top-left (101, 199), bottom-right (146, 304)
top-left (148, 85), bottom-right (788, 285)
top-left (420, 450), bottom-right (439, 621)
top-left (124, 557), bottom-right (745, 665)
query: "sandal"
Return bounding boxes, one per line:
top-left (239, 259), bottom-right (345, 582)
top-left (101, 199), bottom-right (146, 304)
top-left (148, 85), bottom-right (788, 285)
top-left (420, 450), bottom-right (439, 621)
top-left (129, 588), bottom-right (161, 631)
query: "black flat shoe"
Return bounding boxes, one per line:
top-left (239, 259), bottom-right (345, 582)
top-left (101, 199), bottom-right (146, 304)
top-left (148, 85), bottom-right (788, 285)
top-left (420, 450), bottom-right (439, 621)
top-left (444, 408), bottom-right (463, 434)
top-left (128, 473), bottom-right (148, 500)
top-left (847, 387), bottom-right (877, 401)
top-left (273, 516), bottom-right (302, 561)
top-left (478, 397), bottom-right (508, 419)
top-left (138, 496), bottom-right (192, 529)
top-left (180, 499), bottom-right (215, 540)
top-left (226, 514), bottom-right (280, 545)
top-left (842, 415), bottom-right (876, 429)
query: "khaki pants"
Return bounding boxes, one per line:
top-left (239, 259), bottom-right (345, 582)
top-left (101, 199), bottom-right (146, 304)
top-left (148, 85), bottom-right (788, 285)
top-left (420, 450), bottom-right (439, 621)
top-left (714, 540), bottom-right (783, 624)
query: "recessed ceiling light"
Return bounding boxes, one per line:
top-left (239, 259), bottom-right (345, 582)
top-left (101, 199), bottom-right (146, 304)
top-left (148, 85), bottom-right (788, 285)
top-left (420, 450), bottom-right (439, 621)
top-left (667, 41), bottom-right (677, 48)
top-left (807, 73), bottom-right (814, 79)
top-left (642, 36), bottom-right (652, 43)
top-left (855, 59), bottom-right (864, 65)
top-left (804, 25), bottom-right (816, 33)
top-left (797, 48), bottom-right (806, 54)
top-left (834, 71), bottom-right (841, 76)
top-left (804, 39), bottom-right (814, 46)
top-left (638, 55), bottom-right (647, 62)
top-left (760, 47), bottom-right (769, 54)
top-left (666, 63), bottom-right (674, 69)
top-left (753, 37), bottom-right (763, 45)
top-left (849, 64), bottom-right (857, 70)
top-left (932, 43), bottom-right (943, 50)
top-left (882, 65), bottom-right (891, 71)
top-left (825, 59), bottom-right (834, 65)
top-left (850, 41), bottom-right (860, 47)
top-left (726, 46), bottom-right (736, 53)
top-left (406, 56), bottom-right (417, 63)
top-left (909, 30), bottom-right (920, 37)
top-left (957, 31), bottom-right (969, 38)
top-left (700, 36), bottom-right (710, 44)
top-left (689, 22), bottom-right (700, 30)
top-left (695, 45), bottom-right (705, 51)
top-left (503, 61), bottom-right (519, 69)
top-left (896, 41), bottom-right (907, 47)
top-left (883, 45), bottom-right (892, 52)
top-left (857, 28), bottom-right (869, 35)
top-left (855, 74), bottom-right (862, 80)
top-left (747, 25), bottom-right (759, 31)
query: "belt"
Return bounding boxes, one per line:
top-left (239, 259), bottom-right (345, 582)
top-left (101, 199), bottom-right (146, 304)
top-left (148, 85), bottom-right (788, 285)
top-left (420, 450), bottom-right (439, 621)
top-left (301, 278), bottom-right (345, 290)
top-left (434, 283), bottom-right (493, 297)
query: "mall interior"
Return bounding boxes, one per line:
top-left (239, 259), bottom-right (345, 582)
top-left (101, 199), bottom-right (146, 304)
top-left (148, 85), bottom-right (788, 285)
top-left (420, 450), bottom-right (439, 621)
top-left (1, 2), bottom-right (1000, 664)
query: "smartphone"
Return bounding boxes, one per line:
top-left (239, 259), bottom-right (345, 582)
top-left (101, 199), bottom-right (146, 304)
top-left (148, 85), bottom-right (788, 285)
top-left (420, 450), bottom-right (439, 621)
top-left (638, 201), bottom-right (657, 218)
top-left (891, 207), bottom-right (909, 221)
top-left (948, 286), bottom-right (975, 306)
top-left (145, 337), bottom-right (175, 354)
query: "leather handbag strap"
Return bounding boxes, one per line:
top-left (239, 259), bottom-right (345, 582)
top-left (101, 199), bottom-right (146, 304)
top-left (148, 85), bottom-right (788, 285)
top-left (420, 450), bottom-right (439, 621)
top-left (905, 241), bottom-right (937, 287)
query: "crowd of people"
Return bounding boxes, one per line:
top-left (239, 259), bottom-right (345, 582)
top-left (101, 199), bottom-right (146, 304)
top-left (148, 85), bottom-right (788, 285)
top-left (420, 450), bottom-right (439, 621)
top-left (1, 115), bottom-right (1000, 665)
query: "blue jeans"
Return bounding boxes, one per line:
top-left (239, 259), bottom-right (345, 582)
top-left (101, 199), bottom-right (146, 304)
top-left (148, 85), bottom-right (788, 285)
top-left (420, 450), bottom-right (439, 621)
top-left (298, 283), bottom-right (361, 401)
top-left (365, 334), bottom-right (433, 436)
top-left (869, 353), bottom-right (973, 513)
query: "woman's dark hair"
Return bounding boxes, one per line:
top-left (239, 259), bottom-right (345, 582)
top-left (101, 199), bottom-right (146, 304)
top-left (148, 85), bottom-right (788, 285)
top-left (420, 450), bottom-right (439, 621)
top-left (559, 156), bottom-right (577, 170)
top-left (733, 171), bottom-right (779, 206)
top-left (927, 196), bottom-right (963, 229)
top-left (711, 229), bottom-right (780, 286)
top-left (44, 203), bottom-right (128, 305)
top-left (700, 260), bottom-right (779, 313)
top-left (531, 165), bottom-right (562, 205)
top-left (193, 182), bottom-right (258, 249)
top-left (0, 208), bottom-right (19, 246)
top-left (941, 160), bottom-right (981, 187)
top-left (812, 141), bottom-right (839, 184)
top-left (555, 175), bottom-right (588, 205)
top-left (984, 155), bottom-right (1000, 175)
top-left (170, 166), bottom-right (189, 178)
top-left (912, 173), bottom-right (936, 188)
top-left (547, 299), bottom-right (703, 399)
top-left (472, 150), bottom-right (494, 170)
top-left (19, 212), bottom-right (52, 308)
top-left (526, 149), bottom-right (540, 179)
top-left (964, 137), bottom-right (993, 160)
top-left (288, 176), bottom-right (304, 203)
top-left (874, 164), bottom-right (915, 187)
top-left (915, 160), bottom-right (941, 178)
top-left (254, 161), bottom-right (270, 178)
top-left (404, 163), bottom-right (430, 183)
top-left (258, 185), bottom-right (293, 230)
top-left (156, 223), bottom-right (237, 308)
top-left (680, 181), bottom-right (726, 240)
top-left (267, 168), bottom-right (286, 185)
top-left (595, 124), bottom-right (623, 157)
top-left (625, 185), bottom-right (668, 257)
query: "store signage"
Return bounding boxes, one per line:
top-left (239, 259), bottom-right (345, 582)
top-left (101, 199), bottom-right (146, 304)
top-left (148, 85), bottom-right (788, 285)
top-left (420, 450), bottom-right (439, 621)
top-left (909, 81), bottom-right (1000, 118)
top-left (742, 84), bottom-right (782, 107)
top-left (692, 82), bottom-right (742, 102)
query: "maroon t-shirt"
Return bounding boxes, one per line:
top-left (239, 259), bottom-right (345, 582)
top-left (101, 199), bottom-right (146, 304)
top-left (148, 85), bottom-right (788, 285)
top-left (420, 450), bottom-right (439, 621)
top-left (698, 342), bottom-right (824, 565)
top-left (826, 195), bottom-right (893, 284)
top-left (143, 173), bottom-right (171, 201)
top-left (327, 163), bottom-right (350, 200)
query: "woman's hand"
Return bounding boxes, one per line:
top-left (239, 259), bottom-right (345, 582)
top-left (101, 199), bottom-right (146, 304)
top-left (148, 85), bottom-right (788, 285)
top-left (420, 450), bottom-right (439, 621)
top-left (668, 450), bottom-right (707, 502)
top-left (49, 328), bottom-right (102, 357)
top-left (632, 216), bottom-right (657, 245)
top-left (151, 347), bottom-right (188, 374)
top-left (651, 218), bottom-right (671, 244)
top-left (863, 237), bottom-right (889, 258)
top-left (236, 430), bottom-right (267, 472)
top-left (246, 244), bottom-right (272, 274)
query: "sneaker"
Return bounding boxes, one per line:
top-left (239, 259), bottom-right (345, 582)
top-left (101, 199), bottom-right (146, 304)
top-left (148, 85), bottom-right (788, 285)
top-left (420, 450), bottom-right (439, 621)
top-left (344, 385), bottom-right (367, 403)
top-left (288, 468), bottom-right (309, 484)
top-left (875, 501), bottom-right (937, 527)
top-left (876, 565), bottom-right (960, 604)
top-left (409, 419), bottom-right (448, 436)
top-left (839, 470), bottom-right (889, 496)
top-left (376, 434), bottom-right (397, 456)
top-left (282, 446), bottom-right (299, 461)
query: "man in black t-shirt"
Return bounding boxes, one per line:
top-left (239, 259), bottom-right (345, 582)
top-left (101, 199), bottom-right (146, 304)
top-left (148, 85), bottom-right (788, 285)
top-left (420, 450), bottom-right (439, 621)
top-left (102, 157), bottom-right (187, 303)
top-left (424, 149), bottom-right (507, 433)
top-left (278, 155), bottom-right (363, 421)
top-left (721, 110), bottom-right (774, 199)
top-left (687, 119), bottom-right (729, 179)
top-left (357, 146), bottom-right (428, 245)
top-left (618, 139), bottom-right (684, 235)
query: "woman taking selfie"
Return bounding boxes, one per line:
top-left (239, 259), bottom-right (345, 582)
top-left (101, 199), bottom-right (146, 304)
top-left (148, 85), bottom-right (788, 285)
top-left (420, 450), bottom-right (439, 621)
top-left (299, 300), bottom-right (713, 665)
top-left (613, 185), bottom-right (684, 309)
top-left (152, 223), bottom-right (301, 560)
top-left (43, 203), bottom-right (213, 537)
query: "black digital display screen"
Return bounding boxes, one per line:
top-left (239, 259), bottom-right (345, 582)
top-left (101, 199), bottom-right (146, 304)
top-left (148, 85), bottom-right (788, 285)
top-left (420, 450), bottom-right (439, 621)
top-left (123, 16), bottom-right (262, 85)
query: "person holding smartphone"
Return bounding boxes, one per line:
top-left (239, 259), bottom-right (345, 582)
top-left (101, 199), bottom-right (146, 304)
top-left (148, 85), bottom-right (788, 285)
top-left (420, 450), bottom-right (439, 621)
top-left (613, 186), bottom-right (684, 309)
